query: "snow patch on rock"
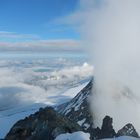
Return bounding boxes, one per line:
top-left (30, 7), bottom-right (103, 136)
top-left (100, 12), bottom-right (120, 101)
top-left (77, 118), bottom-right (86, 126)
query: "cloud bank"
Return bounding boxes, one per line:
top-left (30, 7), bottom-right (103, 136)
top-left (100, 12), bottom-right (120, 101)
top-left (0, 39), bottom-right (80, 52)
top-left (79, 0), bottom-right (140, 133)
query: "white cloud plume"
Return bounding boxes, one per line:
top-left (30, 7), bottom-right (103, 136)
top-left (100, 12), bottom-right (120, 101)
top-left (79, 0), bottom-right (140, 133)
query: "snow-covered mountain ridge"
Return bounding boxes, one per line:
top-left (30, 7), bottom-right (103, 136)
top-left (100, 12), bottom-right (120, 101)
top-left (3, 79), bottom-right (140, 140)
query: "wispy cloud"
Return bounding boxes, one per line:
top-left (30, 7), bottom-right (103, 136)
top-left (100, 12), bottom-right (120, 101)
top-left (48, 12), bottom-right (82, 31)
top-left (0, 31), bottom-right (40, 40)
top-left (0, 7), bottom-right (84, 52)
top-left (0, 30), bottom-right (82, 52)
top-left (0, 39), bottom-right (81, 51)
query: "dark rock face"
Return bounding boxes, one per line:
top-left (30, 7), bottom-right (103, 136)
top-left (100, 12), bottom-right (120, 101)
top-left (88, 116), bottom-right (116, 139)
top-left (117, 123), bottom-right (139, 138)
top-left (91, 116), bottom-right (139, 139)
top-left (5, 107), bottom-right (81, 140)
top-left (97, 116), bottom-right (116, 139)
top-left (57, 79), bottom-right (94, 133)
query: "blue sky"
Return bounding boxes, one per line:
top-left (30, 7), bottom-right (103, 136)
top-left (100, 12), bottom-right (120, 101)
top-left (0, 0), bottom-right (81, 51)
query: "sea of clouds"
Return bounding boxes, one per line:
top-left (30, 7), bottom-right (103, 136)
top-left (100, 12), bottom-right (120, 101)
top-left (0, 54), bottom-right (93, 110)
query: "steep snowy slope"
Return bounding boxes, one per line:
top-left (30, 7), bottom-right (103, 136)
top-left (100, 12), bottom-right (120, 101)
top-left (57, 79), bottom-right (93, 133)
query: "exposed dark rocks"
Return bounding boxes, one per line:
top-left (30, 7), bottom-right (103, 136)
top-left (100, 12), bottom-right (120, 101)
top-left (92, 116), bottom-right (116, 139)
top-left (117, 123), bottom-right (139, 138)
top-left (100, 116), bottom-right (116, 138)
top-left (91, 116), bottom-right (139, 139)
top-left (5, 107), bottom-right (81, 140)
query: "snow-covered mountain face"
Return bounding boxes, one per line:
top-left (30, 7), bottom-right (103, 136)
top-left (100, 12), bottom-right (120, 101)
top-left (0, 52), bottom-right (93, 138)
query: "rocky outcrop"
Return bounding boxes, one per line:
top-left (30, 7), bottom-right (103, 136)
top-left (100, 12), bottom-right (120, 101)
top-left (91, 116), bottom-right (139, 139)
top-left (117, 123), bottom-right (139, 138)
top-left (5, 107), bottom-right (81, 140)
top-left (91, 116), bottom-right (116, 139)
top-left (99, 116), bottom-right (116, 139)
